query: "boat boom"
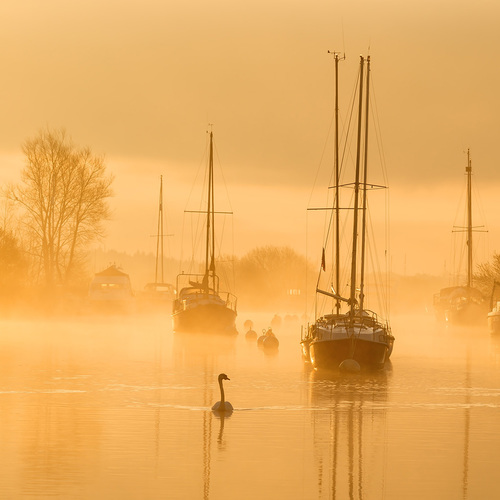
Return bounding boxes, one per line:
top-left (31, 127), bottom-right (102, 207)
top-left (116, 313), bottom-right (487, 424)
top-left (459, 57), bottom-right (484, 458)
top-left (316, 287), bottom-right (350, 303)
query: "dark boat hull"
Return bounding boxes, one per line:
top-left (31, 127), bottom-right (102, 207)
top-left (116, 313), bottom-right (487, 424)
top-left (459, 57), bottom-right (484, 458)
top-left (172, 301), bottom-right (237, 335)
top-left (309, 337), bottom-right (390, 370)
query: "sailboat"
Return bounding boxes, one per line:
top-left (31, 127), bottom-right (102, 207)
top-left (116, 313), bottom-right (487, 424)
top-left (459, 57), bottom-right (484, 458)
top-left (144, 175), bottom-right (175, 303)
top-left (433, 150), bottom-right (488, 324)
top-left (301, 55), bottom-right (394, 370)
top-left (172, 131), bottom-right (238, 334)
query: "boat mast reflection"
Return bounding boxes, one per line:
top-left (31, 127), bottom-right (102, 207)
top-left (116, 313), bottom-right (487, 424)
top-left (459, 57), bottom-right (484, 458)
top-left (203, 408), bottom-right (212, 500)
top-left (462, 353), bottom-right (471, 500)
top-left (308, 369), bottom-right (390, 499)
top-left (169, 326), bottom-right (238, 499)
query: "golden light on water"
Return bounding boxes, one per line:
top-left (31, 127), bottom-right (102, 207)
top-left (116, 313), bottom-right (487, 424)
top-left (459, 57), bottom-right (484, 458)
top-left (0, 313), bottom-right (499, 498)
top-left (1, 1), bottom-right (500, 498)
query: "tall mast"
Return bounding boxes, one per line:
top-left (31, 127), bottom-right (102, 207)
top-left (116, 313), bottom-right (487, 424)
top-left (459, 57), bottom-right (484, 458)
top-left (155, 175), bottom-right (164, 283)
top-left (466, 149), bottom-right (472, 288)
top-left (205, 131), bottom-right (215, 292)
top-left (334, 53), bottom-right (341, 315)
top-left (210, 133), bottom-right (216, 281)
top-left (349, 55), bottom-right (365, 321)
top-left (359, 56), bottom-right (370, 312)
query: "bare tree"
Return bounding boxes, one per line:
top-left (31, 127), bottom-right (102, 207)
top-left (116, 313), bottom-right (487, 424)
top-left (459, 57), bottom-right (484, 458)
top-left (474, 253), bottom-right (500, 298)
top-left (7, 128), bottom-right (114, 286)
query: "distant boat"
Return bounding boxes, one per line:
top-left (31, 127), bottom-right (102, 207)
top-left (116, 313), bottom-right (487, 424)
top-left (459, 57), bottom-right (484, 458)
top-left (172, 131), bottom-right (237, 334)
top-left (143, 175), bottom-right (175, 303)
top-left (433, 150), bottom-right (488, 325)
top-left (301, 55), bottom-right (394, 370)
top-left (487, 281), bottom-right (500, 334)
top-left (89, 264), bottom-right (134, 311)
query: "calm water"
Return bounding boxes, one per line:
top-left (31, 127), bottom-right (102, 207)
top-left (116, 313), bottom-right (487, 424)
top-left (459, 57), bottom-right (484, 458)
top-left (0, 310), bottom-right (499, 499)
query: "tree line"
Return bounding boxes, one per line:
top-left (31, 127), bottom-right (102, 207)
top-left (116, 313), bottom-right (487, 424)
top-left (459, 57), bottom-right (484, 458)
top-left (0, 128), bottom-right (314, 313)
top-left (0, 128), bottom-right (113, 309)
top-left (1, 126), bottom-right (500, 314)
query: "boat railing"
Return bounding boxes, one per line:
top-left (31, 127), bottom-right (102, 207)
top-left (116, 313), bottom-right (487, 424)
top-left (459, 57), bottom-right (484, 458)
top-left (177, 288), bottom-right (237, 309)
top-left (312, 308), bottom-right (390, 331)
top-left (174, 276), bottom-right (237, 312)
top-left (321, 309), bottom-right (390, 329)
top-left (225, 292), bottom-right (238, 312)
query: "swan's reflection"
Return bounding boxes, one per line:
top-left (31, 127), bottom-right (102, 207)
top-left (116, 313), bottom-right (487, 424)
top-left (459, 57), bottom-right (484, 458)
top-left (200, 408), bottom-right (232, 499)
top-left (212, 410), bottom-right (231, 447)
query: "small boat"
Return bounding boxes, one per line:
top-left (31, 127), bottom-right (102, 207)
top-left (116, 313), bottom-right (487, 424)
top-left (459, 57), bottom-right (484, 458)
top-left (143, 175), bottom-right (175, 303)
top-left (172, 131), bottom-right (237, 334)
top-left (487, 281), bottom-right (500, 334)
top-left (301, 55), bottom-right (394, 370)
top-left (89, 264), bottom-right (134, 311)
top-left (433, 150), bottom-right (488, 325)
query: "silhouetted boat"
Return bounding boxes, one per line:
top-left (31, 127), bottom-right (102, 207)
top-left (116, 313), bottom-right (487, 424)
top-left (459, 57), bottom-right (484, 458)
top-left (301, 55), bottom-right (394, 370)
top-left (89, 264), bottom-right (134, 311)
top-left (487, 281), bottom-right (500, 334)
top-left (433, 150), bottom-right (487, 324)
top-left (172, 131), bottom-right (237, 334)
top-left (143, 175), bottom-right (175, 304)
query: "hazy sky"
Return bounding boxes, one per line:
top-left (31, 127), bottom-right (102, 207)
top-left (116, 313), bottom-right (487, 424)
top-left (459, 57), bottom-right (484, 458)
top-left (0, 0), bottom-right (499, 277)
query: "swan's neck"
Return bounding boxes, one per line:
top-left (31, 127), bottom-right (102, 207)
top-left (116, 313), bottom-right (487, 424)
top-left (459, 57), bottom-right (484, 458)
top-left (219, 379), bottom-right (225, 404)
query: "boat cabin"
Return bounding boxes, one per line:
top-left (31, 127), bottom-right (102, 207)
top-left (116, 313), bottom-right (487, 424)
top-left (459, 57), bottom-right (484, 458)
top-left (89, 265), bottom-right (134, 303)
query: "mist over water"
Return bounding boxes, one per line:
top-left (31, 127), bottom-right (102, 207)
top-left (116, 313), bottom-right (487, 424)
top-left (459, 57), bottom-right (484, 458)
top-left (0, 310), bottom-right (499, 499)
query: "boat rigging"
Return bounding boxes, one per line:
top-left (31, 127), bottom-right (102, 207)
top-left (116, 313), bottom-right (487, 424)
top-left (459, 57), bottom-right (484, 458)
top-left (301, 54), bottom-right (394, 370)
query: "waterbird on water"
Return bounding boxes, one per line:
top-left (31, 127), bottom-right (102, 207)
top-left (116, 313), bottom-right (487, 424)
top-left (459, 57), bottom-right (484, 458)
top-left (244, 319), bottom-right (257, 340)
top-left (212, 373), bottom-right (233, 412)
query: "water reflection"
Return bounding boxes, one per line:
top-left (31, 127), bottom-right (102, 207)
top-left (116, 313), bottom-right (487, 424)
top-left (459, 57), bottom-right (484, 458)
top-left (201, 411), bottom-right (232, 499)
top-left (307, 369), bottom-right (390, 499)
top-left (1, 314), bottom-right (500, 498)
top-left (203, 410), bottom-right (212, 500)
top-left (462, 354), bottom-right (471, 500)
top-left (172, 332), bottom-right (236, 369)
top-left (213, 412), bottom-right (230, 446)
top-left (171, 333), bottom-right (237, 499)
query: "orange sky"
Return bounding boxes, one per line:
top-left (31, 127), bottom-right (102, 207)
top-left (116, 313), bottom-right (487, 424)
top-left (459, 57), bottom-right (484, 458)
top-left (0, 0), bottom-right (499, 277)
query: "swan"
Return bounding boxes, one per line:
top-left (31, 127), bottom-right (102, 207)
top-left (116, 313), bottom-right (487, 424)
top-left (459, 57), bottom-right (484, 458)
top-left (212, 373), bottom-right (233, 412)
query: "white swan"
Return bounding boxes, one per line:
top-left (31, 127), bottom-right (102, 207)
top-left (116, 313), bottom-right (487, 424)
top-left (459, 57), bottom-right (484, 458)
top-left (212, 373), bottom-right (233, 412)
